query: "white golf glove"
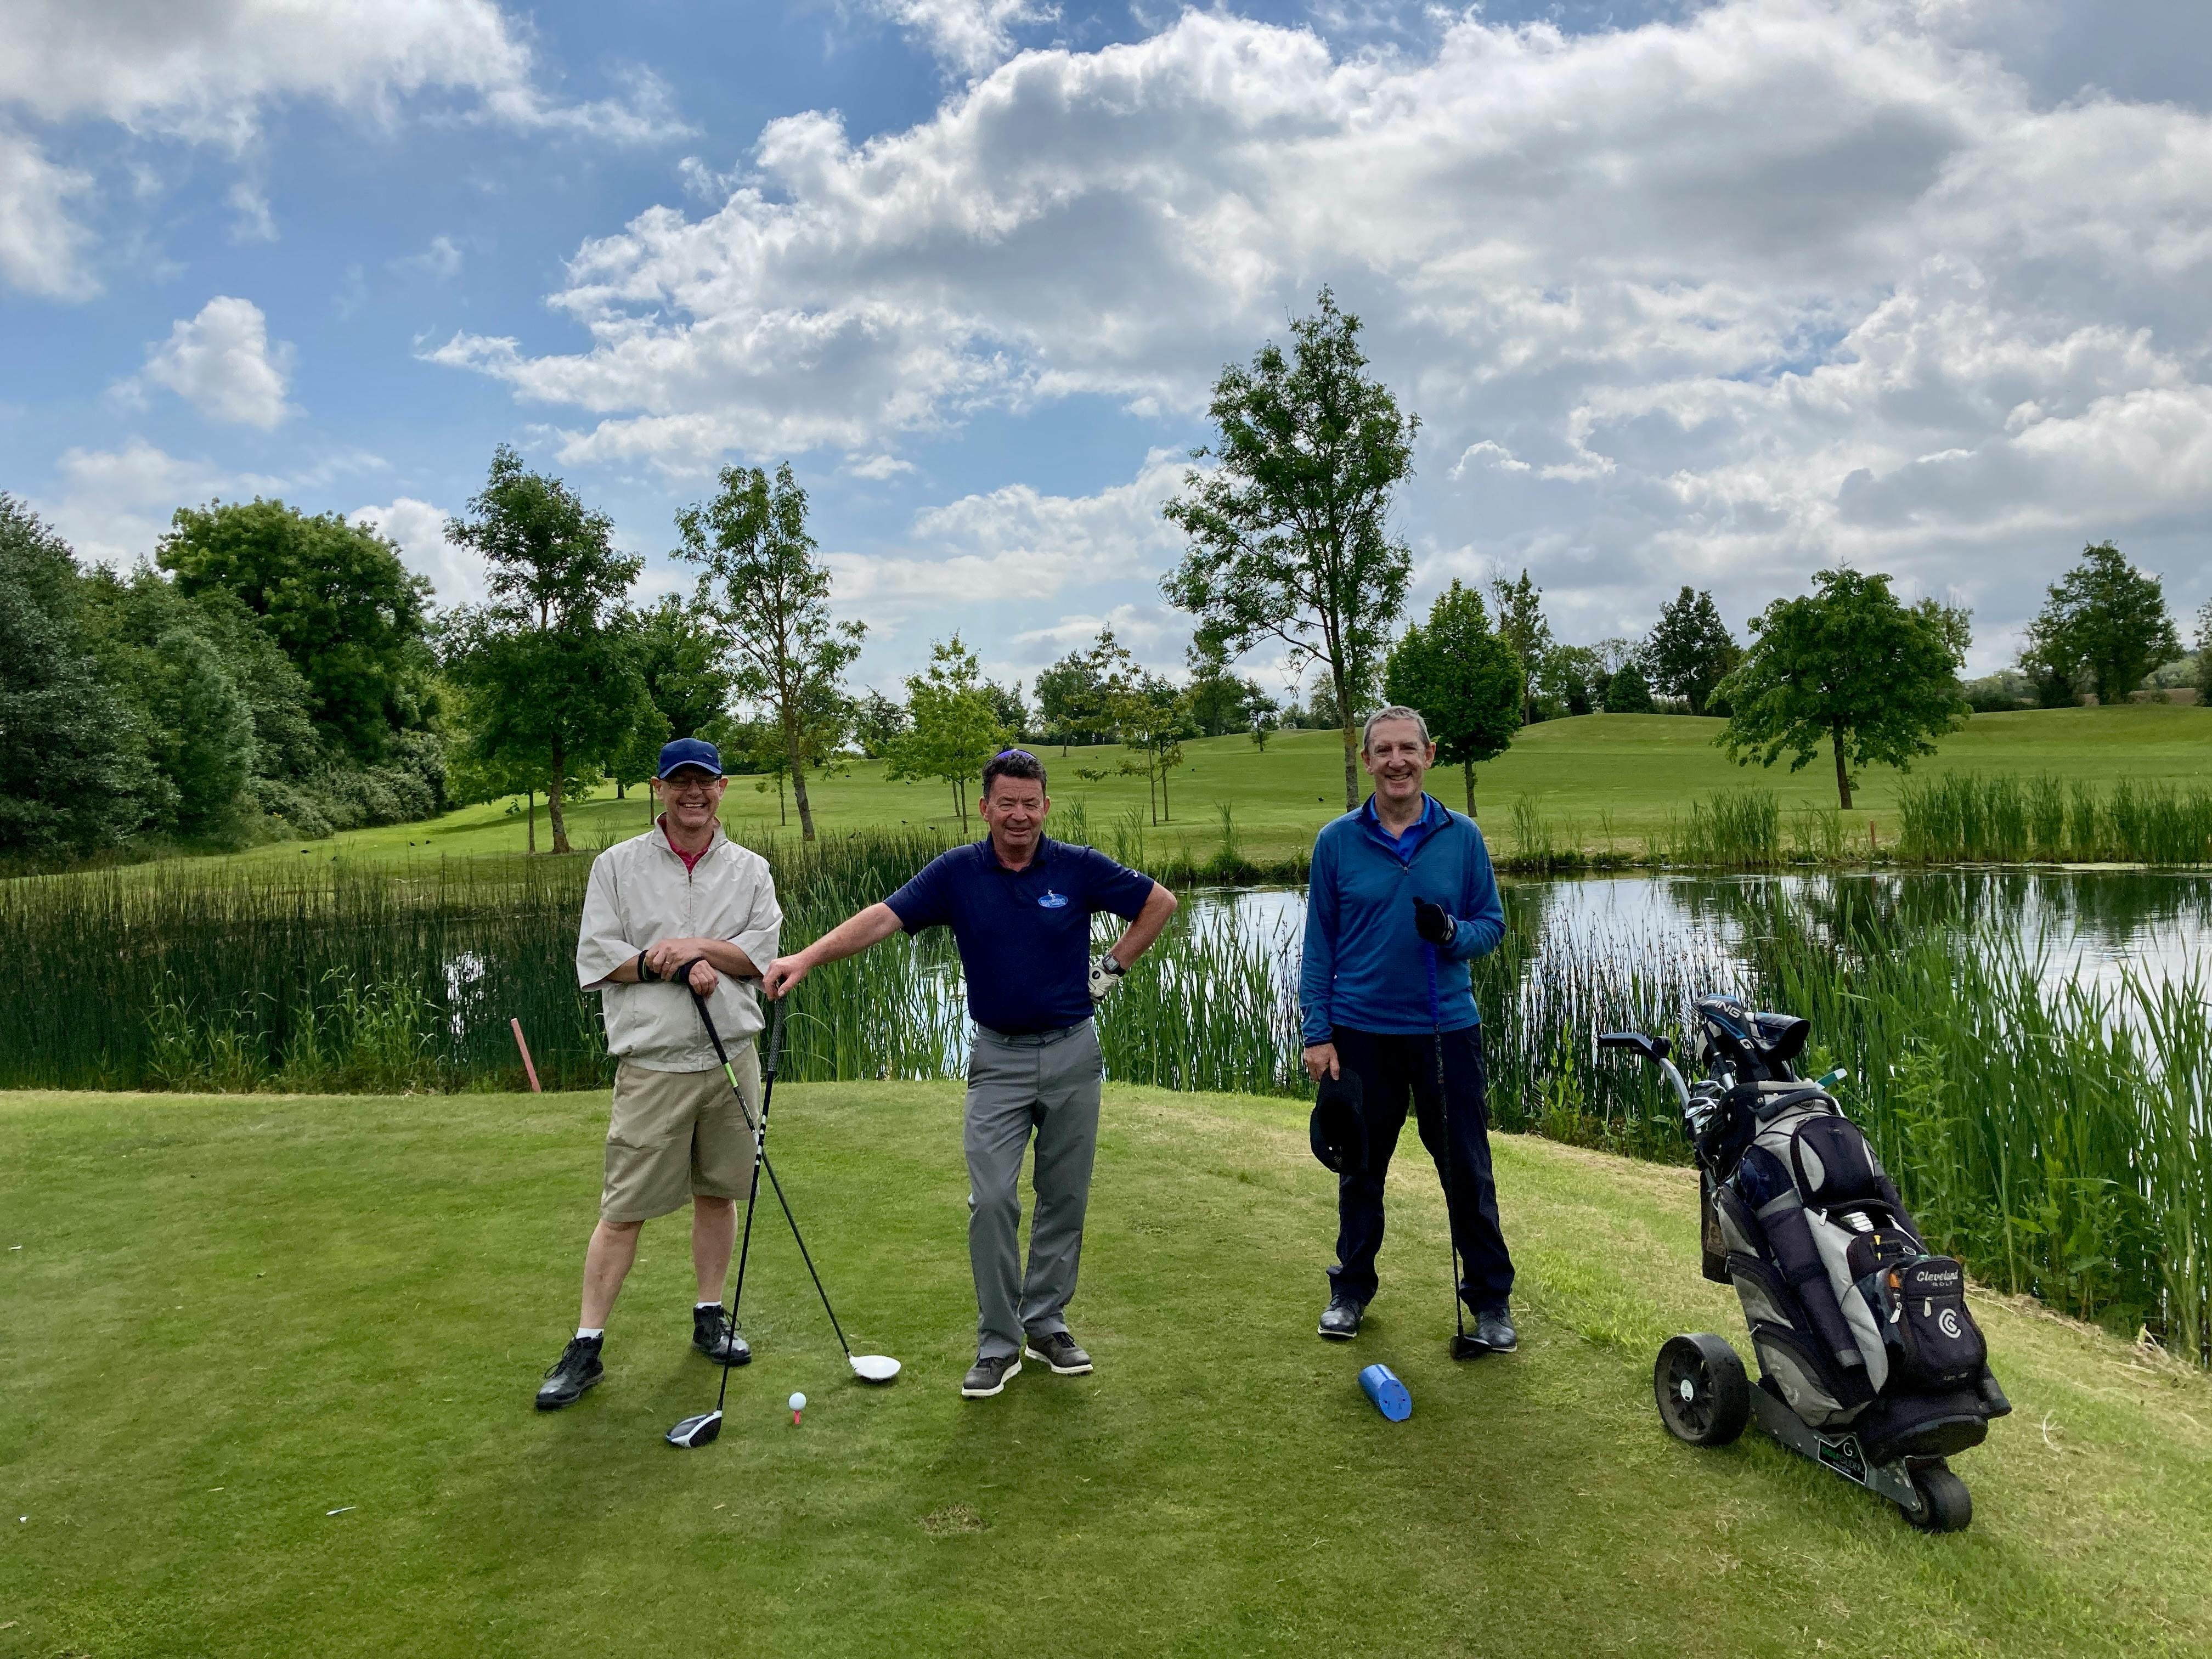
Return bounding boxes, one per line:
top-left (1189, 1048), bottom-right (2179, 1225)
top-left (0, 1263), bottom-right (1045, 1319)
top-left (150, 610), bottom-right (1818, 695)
top-left (1089, 953), bottom-right (1127, 1002)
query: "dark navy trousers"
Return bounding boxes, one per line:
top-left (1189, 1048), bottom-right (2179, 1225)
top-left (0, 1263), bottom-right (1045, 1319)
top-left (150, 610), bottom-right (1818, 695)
top-left (1326, 1024), bottom-right (1516, 1312)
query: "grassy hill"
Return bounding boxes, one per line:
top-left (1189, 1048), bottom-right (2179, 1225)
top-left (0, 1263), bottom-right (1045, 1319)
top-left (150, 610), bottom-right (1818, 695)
top-left (200, 703), bottom-right (2211, 871)
top-left (4, 1081), bottom-right (2208, 1657)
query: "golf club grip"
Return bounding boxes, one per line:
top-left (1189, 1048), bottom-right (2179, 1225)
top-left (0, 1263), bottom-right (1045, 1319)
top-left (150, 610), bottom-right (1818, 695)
top-left (688, 982), bottom-right (733, 1067)
top-left (764, 994), bottom-right (786, 1080)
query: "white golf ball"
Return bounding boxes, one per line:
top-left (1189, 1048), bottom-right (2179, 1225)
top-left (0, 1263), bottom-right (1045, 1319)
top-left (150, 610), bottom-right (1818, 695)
top-left (788, 1392), bottom-right (806, 1412)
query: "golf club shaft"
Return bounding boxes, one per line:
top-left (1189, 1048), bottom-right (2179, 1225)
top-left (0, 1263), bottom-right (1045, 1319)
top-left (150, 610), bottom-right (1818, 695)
top-left (753, 1147), bottom-right (853, 1359)
top-left (691, 981), bottom-right (786, 1415)
top-left (687, 978), bottom-right (858, 1365)
top-left (716, 1086), bottom-right (767, 1417)
top-left (1425, 939), bottom-right (1468, 1342)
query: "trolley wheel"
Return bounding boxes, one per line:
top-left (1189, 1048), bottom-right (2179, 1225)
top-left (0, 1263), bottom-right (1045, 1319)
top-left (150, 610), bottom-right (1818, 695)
top-left (1654, 1333), bottom-right (1751, 1447)
top-left (1904, 1464), bottom-right (1973, 1533)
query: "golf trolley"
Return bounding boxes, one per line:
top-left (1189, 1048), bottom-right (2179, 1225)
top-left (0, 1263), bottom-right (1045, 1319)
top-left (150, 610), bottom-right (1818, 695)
top-left (1601, 998), bottom-right (2011, 1532)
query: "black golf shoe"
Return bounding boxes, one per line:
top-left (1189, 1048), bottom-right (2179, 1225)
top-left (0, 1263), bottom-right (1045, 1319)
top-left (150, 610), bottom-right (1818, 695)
top-left (1473, 1306), bottom-right (1518, 1353)
top-left (535, 1335), bottom-right (604, 1410)
top-left (960, 1353), bottom-right (1022, 1398)
top-left (1318, 1291), bottom-right (1366, 1340)
top-left (1023, 1331), bottom-right (1093, 1375)
top-left (692, 1304), bottom-right (751, 1366)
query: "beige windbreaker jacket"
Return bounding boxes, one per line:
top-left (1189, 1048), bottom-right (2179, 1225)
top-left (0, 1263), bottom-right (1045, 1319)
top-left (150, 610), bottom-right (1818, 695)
top-left (575, 821), bottom-right (783, 1071)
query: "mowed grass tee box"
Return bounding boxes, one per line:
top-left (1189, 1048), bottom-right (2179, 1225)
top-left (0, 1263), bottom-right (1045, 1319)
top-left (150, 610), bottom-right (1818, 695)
top-left (4, 1081), bottom-right (2210, 1657)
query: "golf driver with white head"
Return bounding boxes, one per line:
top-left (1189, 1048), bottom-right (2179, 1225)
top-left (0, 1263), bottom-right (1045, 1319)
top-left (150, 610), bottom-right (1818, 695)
top-left (669, 986), bottom-right (898, 1449)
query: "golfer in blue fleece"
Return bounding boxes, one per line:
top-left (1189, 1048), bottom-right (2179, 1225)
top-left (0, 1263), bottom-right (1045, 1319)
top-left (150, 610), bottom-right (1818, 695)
top-left (1301, 706), bottom-right (1516, 1352)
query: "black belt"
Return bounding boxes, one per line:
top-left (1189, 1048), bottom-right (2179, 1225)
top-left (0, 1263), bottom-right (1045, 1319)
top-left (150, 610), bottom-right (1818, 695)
top-left (973, 1018), bottom-right (1093, 1048)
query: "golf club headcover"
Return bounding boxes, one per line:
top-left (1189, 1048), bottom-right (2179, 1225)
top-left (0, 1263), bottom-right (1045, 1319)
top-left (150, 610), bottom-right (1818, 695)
top-left (1411, 896), bottom-right (1456, 947)
top-left (1310, 1069), bottom-right (1365, 1176)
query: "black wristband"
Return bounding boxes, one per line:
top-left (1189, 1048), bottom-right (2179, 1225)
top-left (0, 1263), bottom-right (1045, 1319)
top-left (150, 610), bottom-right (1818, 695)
top-left (634, 951), bottom-right (660, 983)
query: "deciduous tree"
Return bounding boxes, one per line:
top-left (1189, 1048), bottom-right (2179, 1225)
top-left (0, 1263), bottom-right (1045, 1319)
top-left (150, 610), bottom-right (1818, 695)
top-left (1383, 580), bottom-right (1521, 815)
top-left (1186, 639), bottom-right (1269, 738)
top-left (442, 446), bottom-right (653, 854)
top-left (1714, 567), bottom-right (1968, 810)
top-left (1604, 664), bottom-right (1656, 713)
top-left (853, 690), bottom-right (910, 759)
top-left (0, 498), bottom-right (156, 856)
top-left (2019, 543), bottom-right (2180, 706)
top-left (157, 498), bottom-right (434, 763)
top-left (884, 636), bottom-right (1009, 832)
top-left (1487, 569), bottom-right (1551, 725)
top-left (1115, 673), bottom-right (1197, 825)
top-left (1645, 587), bottom-right (1740, 715)
top-left (675, 463), bottom-right (862, 842)
top-left (1163, 288), bottom-right (1416, 810)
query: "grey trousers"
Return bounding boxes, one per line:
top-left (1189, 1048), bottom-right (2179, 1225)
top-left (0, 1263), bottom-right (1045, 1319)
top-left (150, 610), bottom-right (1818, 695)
top-left (964, 1019), bottom-right (1103, 1361)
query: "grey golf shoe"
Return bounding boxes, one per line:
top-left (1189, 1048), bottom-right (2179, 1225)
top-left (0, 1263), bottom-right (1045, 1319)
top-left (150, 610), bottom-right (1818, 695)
top-left (535, 1335), bottom-right (604, 1410)
top-left (1473, 1306), bottom-right (1518, 1352)
top-left (1318, 1291), bottom-right (1366, 1340)
top-left (1023, 1331), bottom-right (1093, 1375)
top-left (960, 1353), bottom-right (1022, 1397)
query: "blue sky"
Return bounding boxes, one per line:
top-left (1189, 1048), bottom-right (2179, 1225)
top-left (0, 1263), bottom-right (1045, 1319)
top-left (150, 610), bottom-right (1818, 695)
top-left (7, 0), bottom-right (2212, 697)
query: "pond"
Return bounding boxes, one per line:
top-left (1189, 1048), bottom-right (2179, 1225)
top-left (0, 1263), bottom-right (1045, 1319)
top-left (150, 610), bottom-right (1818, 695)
top-left (1178, 868), bottom-right (2212, 1008)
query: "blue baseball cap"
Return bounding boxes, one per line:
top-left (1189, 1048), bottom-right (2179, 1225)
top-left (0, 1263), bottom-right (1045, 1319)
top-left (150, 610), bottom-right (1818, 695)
top-left (656, 738), bottom-right (725, 779)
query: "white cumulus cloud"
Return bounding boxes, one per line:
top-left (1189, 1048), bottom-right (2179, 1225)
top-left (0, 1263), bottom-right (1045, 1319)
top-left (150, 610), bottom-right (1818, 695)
top-left (31, 439), bottom-right (280, 567)
top-left (0, 126), bottom-right (93, 297)
top-left (352, 497), bottom-right (481, 606)
top-left (826, 449), bottom-right (1188, 616)
top-left (383, 1), bottom-right (2212, 646)
top-left (0, 0), bottom-right (690, 296)
top-left (870, 0), bottom-right (1059, 77)
top-left (131, 296), bottom-right (295, 428)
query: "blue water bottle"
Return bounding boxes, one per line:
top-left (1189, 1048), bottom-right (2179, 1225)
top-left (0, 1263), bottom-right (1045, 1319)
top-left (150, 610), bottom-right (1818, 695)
top-left (1358, 1363), bottom-right (1412, 1421)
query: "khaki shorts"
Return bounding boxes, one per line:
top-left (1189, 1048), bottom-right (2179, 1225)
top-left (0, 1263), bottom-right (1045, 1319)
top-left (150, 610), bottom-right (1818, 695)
top-left (601, 1054), bottom-right (760, 1224)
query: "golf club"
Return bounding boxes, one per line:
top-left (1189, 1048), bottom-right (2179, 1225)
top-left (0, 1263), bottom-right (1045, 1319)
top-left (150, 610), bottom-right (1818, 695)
top-left (667, 977), bottom-right (785, 1449)
top-left (1418, 908), bottom-right (1482, 1362)
top-left (667, 977), bottom-right (900, 1449)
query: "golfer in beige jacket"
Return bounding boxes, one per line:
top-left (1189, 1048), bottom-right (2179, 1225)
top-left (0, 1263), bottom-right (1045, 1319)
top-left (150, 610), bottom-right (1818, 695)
top-left (535, 738), bottom-right (782, 1411)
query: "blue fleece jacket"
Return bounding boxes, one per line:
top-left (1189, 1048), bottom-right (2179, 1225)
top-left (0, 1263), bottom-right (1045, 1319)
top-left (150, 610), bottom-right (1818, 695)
top-left (1299, 794), bottom-right (1506, 1045)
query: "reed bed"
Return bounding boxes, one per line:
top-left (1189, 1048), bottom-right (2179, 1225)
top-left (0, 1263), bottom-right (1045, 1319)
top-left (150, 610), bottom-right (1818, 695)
top-left (1738, 886), bottom-right (2211, 1364)
top-left (1657, 790), bottom-right (1781, 870)
top-left (7, 831), bottom-right (2207, 1361)
top-left (1898, 772), bottom-right (2212, 865)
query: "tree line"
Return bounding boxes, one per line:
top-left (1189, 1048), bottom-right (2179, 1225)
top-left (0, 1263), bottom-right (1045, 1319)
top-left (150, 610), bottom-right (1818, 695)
top-left (9, 288), bottom-right (2206, 865)
top-left (2, 494), bottom-right (447, 860)
top-left (1155, 288), bottom-right (2208, 815)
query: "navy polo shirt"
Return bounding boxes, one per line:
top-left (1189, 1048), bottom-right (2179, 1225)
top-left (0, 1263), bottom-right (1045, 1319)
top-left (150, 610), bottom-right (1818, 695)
top-left (886, 836), bottom-right (1156, 1034)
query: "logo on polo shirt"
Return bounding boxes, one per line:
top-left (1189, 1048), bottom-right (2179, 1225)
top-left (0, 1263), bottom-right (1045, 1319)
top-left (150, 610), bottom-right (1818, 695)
top-left (1037, 890), bottom-right (1069, 909)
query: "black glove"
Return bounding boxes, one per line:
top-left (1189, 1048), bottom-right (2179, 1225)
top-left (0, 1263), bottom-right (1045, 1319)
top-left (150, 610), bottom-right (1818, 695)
top-left (1411, 896), bottom-right (1456, 946)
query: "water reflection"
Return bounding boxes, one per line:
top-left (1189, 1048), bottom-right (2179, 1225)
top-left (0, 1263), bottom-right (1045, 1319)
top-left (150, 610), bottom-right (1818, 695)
top-left (1181, 869), bottom-right (2212, 1000)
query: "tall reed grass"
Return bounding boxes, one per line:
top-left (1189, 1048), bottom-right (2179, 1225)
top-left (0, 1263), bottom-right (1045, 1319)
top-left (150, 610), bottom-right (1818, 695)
top-left (1736, 885), bottom-right (2210, 1363)
top-left (1898, 772), bottom-right (2212, 865)
top-left (8, 829), bottom-right (2205, 1360)
top-left (1658, 790), bottom-right (1781, 869)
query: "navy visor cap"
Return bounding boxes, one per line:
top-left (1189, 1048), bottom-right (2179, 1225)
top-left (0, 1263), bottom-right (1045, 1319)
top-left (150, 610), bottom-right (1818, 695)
top-left (1309, 1070), bottom-right (1366, 1176)
top-left (656, 738), bottom-right (725, 779)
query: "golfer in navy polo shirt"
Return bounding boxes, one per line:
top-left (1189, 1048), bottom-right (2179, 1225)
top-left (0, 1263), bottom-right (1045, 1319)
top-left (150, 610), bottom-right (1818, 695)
top-left (764, 749), bottom-right (1177, 1397)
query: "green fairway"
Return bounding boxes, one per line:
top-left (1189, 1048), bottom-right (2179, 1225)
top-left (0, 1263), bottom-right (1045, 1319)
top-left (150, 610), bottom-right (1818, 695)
top-left (4, 1083), bottom-right (2207, 1657)
top-left (184, 703), bottom-right (2211, 872)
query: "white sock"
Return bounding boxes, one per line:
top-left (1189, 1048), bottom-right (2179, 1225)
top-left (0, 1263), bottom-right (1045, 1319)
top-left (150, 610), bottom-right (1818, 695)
top-left (696, 1300), bottom-right (723, 1312)
top-left (576, 1327), bottom-right (603, 1341)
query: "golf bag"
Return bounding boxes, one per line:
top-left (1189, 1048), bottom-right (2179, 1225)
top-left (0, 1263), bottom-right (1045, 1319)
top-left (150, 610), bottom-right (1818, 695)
top-left (1686, 997), bottom-right (2006, 1464)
